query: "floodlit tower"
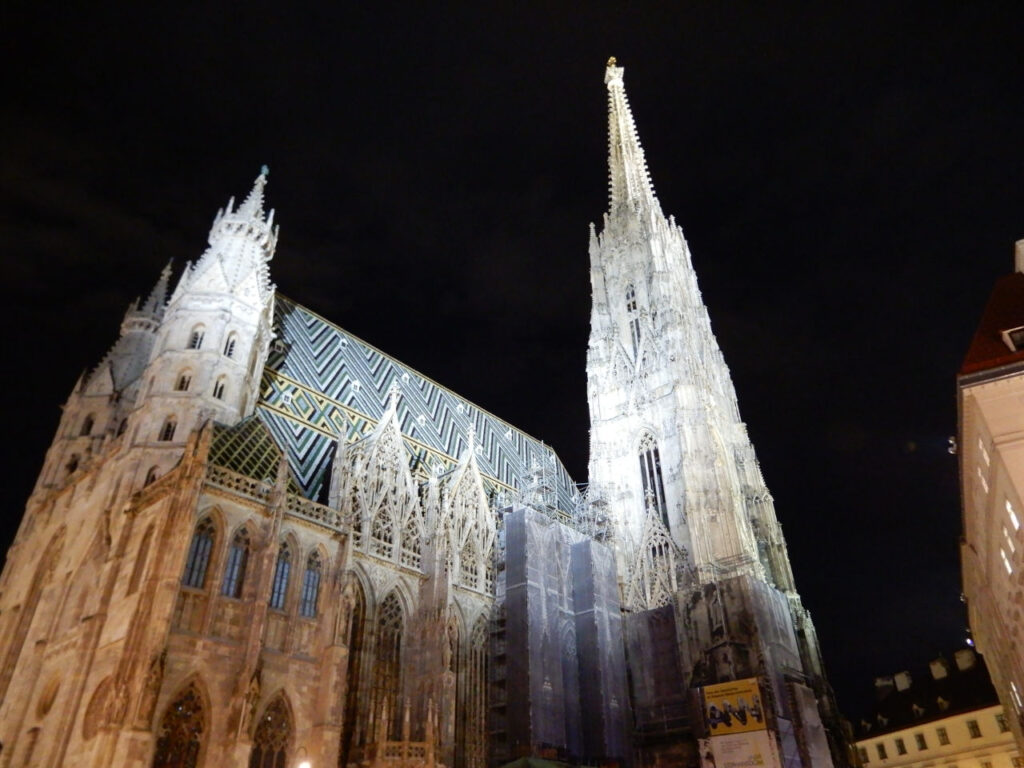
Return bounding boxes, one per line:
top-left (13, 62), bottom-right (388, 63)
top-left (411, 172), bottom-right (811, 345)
top-left (587, 59), bottom-right (843, 767)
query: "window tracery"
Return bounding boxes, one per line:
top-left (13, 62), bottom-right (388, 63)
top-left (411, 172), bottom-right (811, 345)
top-left (213, 377), bottom-right (226, 400)
top-left (160, 418), bottom-right (177, 442)
top-left (299, 551), bottom-right (321, 617)
top-left (638, 432), bottom-right (668, 527)
top-left (372, 593), bottom-right (404, 741)
top-left (339, 580), bottom-right (367, 767)
top-left (221, 528), bottom-right (250, 598)
top-left (175, 372), bottom-right (192, 392)
top-left (224, 334), bottom-right (238, 359)
top-left (370, 509), bottom-right (394, 559)
top-left (460, 537), bottom-right (479, 589)
top-left (269, 542), bottom-right (291, 610)
top-left (187, 326), bottom-right (205, 350)
top-left (182, 518), bottom-right (215, 589)
top-left (626, 285), bottom-right (641, 354)
top-left (248, 695), bottom-right (292, 768)
top-left (400, 515), bottom-right (421, 568)
top-left (152, 683), bottom-right (205, 768)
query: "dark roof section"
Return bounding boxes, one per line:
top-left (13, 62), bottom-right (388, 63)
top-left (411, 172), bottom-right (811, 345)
top-left (960, 272), bottom-right (1024, 376)
top-left (209, 416), bottom-right (303, 495)
top-left (854, 649), bottom-right (999, 739)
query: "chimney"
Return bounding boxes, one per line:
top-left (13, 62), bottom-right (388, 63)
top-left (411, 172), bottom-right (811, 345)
top-left (954, 648), bottom-right (977, 671)
top-left (930, 657), bottom-right (950, 680)
top-left (894, 671), bottom-right (913, 692)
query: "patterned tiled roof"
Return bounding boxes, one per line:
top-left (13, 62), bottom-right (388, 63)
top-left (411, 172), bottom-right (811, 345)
top-left (256, 295), bottom-right (580, 513)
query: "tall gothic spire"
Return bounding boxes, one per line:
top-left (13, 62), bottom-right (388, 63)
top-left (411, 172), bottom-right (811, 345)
top-left (604, 58), bottom-right (662, 218)
top-left (236, 165), bottom-right (269, 220)
top-left (139, 260), bottom-right (172, 318)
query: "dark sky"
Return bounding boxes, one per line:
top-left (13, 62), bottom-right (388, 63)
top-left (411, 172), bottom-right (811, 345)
top-left (3, 2), bottom-right (1022, 718)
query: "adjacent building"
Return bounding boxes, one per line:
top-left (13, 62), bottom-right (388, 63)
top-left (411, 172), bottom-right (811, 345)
top-left (958, 241), bottom-right (1024, 752)
top-left (855, 649), bottom-right (1020, 768)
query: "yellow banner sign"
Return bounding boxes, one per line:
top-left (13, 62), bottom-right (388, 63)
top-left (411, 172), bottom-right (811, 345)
top-left (703, 678), bottom-right (766, 735)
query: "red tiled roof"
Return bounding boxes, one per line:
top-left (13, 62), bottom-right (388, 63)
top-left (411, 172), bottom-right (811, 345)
top-left (960, 272), bottom-right (1024, 376)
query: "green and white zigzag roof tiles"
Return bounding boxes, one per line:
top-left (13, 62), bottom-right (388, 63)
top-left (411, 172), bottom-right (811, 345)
top-left (257, 296), bottom-right (579, 513)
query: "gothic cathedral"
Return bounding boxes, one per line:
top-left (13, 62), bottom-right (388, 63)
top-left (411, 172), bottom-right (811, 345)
top-left (0, 62), bottom-right (845, 768)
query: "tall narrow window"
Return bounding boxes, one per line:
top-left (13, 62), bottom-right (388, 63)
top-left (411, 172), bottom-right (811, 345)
top-left (80, 414), bottom-right (95, 437)
top-left (249, 695), bottom-right (292, 768)
top-left (372, 593), bottom-right (404, 741)
top-left (638, 432), bottom-right (669, 527)
top-left (160, 419), bottom-right (177, 442)
top-left (223, 335), bottom-right (237, 358)
top-left (187, 326), bottom-right (205, 350)
top-left (152, 683), bottom-right (205, 768)
top-left (117, 418), bottom-right (128, 436)
top-left (269, 542), bottom-right (291, 610)
top-left (967, 719), bottom-right (982, 738)
top-left (299, 551), bottom-right (322, 617)
top-left (626, 285), bottom-right (641, 353)
top-left (182, 519), bottom-right (215, 589)
top-left (144, 467), bottom-right (160, 487)
top-left (175, 373), bottom-right (192, 392)
top-left (212, 377), bottom-right (226, 400)
top-left (220, 529), bottom-right (250, 598)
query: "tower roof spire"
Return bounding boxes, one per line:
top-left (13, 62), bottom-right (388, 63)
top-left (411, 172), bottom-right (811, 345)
top-left (236, 165), bottom-right (269, 219)
top-left (604, 58), bottom-right (661, 217)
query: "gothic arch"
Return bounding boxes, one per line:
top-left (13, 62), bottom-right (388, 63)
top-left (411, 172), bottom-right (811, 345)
top-left (152, 679), bottom-right (209, 768)
top-left (269, 535), bottom-right (297, 611)
top-left (370, 591), bottom-right (406, 741)
top-left (339, 575), bottom-right (368, 767)
top-left (637, 430), bottom-right (669, 528)
top-left (249, 692), bottom-right (294, 768)
top-left (182, 516), bottom-right (220, 590)
top-left (82, 675), bottom-right (114, 741)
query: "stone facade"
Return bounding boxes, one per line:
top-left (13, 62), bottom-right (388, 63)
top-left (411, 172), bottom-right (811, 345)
top-left (0, 62), bottom-right (843, 768)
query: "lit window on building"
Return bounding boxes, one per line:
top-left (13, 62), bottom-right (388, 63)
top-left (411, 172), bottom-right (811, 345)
top-left (967, 719), bottom-right (982, 739)
top-left (1008, 500), bottom-right (1021, 531)
top-left (1001, 548), bottom-right (1013, 575)
top-left (1011, 681), bottom-right (1024, 712)
top-left (995, 713), bottom-right (1009, 733)
top-left (1005, 526), bottom-right (1017, 554)
top-left (914, 733), bottom-right (926, 750)
top-left (978, 466), bottom-right (989, 494)
top-left (936, 727), bottom-right (950, 745)
top-left (979, 438), bottom-right (990, 465)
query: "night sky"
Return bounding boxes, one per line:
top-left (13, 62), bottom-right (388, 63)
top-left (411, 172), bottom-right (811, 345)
top-left (3, 3), bottom-right (1023, 718)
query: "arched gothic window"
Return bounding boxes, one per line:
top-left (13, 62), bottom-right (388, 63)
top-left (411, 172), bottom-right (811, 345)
top-left (370, 510), bottom-right (394, 559)
top-left (372, 593), bottom-right (404, 740)
top-left (80, 414), bottom-right (95, 437)
top-left (223, 334), bottom-right (238, 359)
top-left (160, 418), bottom-right (177, 442)
top-left (220, 529), bottom-right (250, 598)
top-left (339, 581), bottom-right (367, 768)
top-left (638, 433), bottom-right (669, 528)
top-left (626, 285), bottom-right (641, 354)
top-left (269, 542), bottom-right (291, 610)
top-left (182, 519), bottom-right (215, 589)
top-left (460, 538), bottom-right (479, 589)
top-left (152, 683), bottom-right (205, 768)
top-left (145, 466), bottom-right (160, 487)
top-left (298, 551), bottom-right (322, 618)
top-left (175, 372), bottom-right (192, 392)
top-left (457, 617), bottom-right (490, 768)
top-left (212, 377), bottom-right (226, 400)
top-left (248, 695), bottom-right (292, 768)
top-left (66, 454), bottom-right (80, 475)
top-left (400, 516), bottom-right (422, 568)
top-left (187, 326), bottom-right (205, 350)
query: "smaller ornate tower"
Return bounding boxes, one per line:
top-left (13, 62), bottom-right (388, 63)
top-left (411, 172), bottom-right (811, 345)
top-left (127, 169), bottom-right (277, 476)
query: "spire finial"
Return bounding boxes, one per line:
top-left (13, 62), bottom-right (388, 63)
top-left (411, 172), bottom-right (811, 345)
top-left (604, 60), bottom-right (661, 216)
top-left (140, 259), bottom-right (173, 316)
top-left (385, 380), bottom-right (402, 411)
top-left (236, 167), bottom-right (269, 219)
